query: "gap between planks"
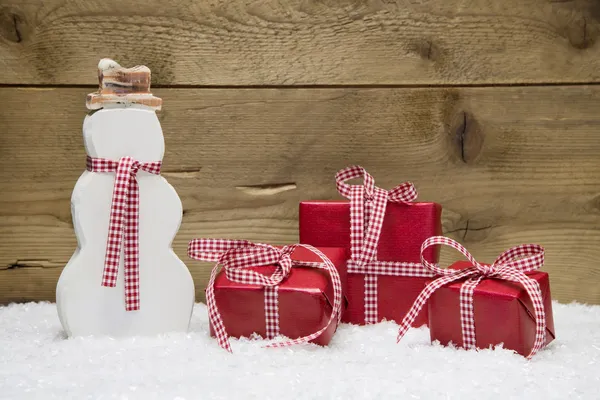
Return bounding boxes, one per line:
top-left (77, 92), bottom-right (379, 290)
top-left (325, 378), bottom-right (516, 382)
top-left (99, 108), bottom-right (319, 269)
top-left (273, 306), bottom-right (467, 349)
top-left (2, 82), bottom-right (600, 90)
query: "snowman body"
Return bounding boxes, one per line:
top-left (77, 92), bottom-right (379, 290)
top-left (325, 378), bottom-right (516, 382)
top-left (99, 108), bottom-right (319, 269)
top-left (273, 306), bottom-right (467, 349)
top-left (57, 105), bottom-right (195, 337)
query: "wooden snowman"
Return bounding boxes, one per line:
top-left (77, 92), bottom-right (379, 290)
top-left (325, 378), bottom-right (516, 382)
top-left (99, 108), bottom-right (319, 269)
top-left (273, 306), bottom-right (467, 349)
top-left (56, 59), bottom-right (195, 337)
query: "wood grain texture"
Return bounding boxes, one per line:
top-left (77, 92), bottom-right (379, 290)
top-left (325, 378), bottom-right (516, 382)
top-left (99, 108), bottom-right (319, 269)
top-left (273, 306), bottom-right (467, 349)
top-left (1, 0), bottom-right (600, 85)
top-left (1, 86), bottom-right (600, 305)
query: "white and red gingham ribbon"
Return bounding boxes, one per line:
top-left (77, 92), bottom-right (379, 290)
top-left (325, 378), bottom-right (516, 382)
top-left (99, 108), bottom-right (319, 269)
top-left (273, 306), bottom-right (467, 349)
top-left (188, 239), bottom-right (343, 353)
top-left (86, 156), bottom-right (162, 311)
top-left (336, 166), bottom-right (435, 324)
top-left (396, 236), bottom-right (547, 359)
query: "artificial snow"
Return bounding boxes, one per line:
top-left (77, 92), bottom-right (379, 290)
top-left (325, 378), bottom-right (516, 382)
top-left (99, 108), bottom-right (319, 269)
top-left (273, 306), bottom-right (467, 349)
top-left (1, 301), bottom-right (599, 400)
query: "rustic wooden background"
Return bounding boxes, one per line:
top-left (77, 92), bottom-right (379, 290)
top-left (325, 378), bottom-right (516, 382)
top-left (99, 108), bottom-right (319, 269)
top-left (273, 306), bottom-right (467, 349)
top-left (1, 0), bottom-right (599, 305)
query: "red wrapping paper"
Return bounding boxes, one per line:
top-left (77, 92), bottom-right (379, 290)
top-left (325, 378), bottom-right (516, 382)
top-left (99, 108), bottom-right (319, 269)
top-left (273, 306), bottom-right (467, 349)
top-left (299, 200), bottom-right (442, 326)
top-left (209, 246), bottom-right (348, 346)
top-left (428, 260), bottom-right (556, 357)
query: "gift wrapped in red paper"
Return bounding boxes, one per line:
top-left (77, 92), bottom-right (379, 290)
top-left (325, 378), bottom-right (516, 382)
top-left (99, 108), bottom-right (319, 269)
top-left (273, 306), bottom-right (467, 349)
top-left (397, 237), bottom-right (556, 359)
top-left (428, 260), bottom-right (555, 357)
top-left (188, 239), bottom-right (346, 352)
top-left (299, 166), bottom-right (442, 326)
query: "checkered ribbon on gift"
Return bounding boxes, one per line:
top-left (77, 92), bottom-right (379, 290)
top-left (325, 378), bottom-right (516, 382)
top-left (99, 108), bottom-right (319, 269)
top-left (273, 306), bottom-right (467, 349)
top-left (188, 239), bottom-right (343, 353)
top-left (86, 156), bottom-right (162, 311)
top-left (396, 236), bottom-right (547, 359)
top-left (336, 165), bottom-right (435, 324)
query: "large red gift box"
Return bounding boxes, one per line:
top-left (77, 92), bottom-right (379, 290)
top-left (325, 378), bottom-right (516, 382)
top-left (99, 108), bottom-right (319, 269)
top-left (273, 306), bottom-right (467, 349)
top-left (299, 199), bottom-right (442, 326)
top-left (428, 260), bottom-right (556, 357)
top-left (208, 246), bottom-right (347, 346)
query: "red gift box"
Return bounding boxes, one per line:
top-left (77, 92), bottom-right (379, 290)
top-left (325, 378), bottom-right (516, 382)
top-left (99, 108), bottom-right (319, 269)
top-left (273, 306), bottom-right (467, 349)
top-left (299, 166), bottom-right (442, 326)
top-left (428, 260), bottom-right (555, 357)
top-left (209, 246), bottom-right (347, 346)
top-left (396, 236), bottom-right (555, 359)
top-left (188, 240), bottom-right (347, 351)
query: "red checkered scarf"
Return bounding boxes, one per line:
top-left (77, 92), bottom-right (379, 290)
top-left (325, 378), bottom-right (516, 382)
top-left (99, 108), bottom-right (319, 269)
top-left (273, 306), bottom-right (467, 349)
top-left (86, 156), bottom-right (162, 311)
top-left (335, 165), bottom-right (434, 324)
top-left (188, 239), bottom-right (343, 353)
top-left (396, 236), bottom-right (547, 359)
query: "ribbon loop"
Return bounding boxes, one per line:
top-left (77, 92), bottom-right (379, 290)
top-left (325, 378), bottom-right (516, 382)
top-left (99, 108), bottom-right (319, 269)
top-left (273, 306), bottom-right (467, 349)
top-left (420, 236), bottom-right (479, 276)
top-left (387, 181), bottom-right (418, 203)
top-left (491, 244), bottom-right (545, 273)
top-left (399, 236), bottom-right (547, 359)
top-left (335, 165), bottom-right (376, 200)
top-left (86, 155), bottom-right (161, 311)
top-left (225, 245), bottom-right (292, 287)
top-left (188, 239), bottom-right (343, 353)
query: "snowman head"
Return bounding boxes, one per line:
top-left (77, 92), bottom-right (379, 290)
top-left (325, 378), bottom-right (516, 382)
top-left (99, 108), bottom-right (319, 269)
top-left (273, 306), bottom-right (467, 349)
top-left (83, 107), bottom-right (165, 162)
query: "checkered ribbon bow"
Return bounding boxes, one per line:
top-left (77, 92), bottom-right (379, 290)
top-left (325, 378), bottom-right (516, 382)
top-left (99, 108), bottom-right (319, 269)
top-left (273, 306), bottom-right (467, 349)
top-left (86, 156), bottom-right (162, 311)
top-left (396, 236), bottom-right (547, 359)
top-left (188, 239), bottom-right (343, 352)
top-left (336, 165), bottom-right (434, 324)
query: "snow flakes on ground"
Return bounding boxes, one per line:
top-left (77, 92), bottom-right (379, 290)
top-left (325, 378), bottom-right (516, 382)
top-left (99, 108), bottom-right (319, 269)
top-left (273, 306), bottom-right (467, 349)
top-left (1, 301), bottom-right (599, 399)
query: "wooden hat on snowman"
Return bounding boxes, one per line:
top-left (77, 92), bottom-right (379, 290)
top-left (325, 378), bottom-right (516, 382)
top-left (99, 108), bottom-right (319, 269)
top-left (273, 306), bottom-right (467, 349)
top-left (56, 59), bottom-right (195, 338)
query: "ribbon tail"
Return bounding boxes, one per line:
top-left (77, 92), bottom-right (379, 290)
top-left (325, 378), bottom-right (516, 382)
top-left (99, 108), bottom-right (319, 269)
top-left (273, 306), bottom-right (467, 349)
top-left (123, 176), bottom-right (141, 311)
top-left (101, 158), bottom-right (134, 289)
top-left (206, 259), bottom-right (232, 353)
top-left (397, 269), bottom-right (474, 343)
top-left (500, 272), bottom-right (547, 359)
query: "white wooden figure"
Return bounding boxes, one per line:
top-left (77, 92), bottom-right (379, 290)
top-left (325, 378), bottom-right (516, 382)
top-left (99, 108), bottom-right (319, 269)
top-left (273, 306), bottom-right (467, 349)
top-left (56, 59), bottom-right (195, 337)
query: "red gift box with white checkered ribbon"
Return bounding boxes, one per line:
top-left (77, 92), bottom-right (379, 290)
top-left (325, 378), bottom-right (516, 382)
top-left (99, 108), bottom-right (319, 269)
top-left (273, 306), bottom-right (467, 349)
top-left (396, 236), bottom-right (548, 359)
top-left (188, 239), bottom-right (343, 352)
top-left (86, 155), bottom-right (162, 311)
top-left (335, 166), bottom-right (436, 324)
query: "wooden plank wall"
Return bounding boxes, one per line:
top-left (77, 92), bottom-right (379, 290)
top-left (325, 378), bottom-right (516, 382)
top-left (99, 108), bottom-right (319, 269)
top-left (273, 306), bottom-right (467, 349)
top-left (1, 0), bottom-right (599, 305)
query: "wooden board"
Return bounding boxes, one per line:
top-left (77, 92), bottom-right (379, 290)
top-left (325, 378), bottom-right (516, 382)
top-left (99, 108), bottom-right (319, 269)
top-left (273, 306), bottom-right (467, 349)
top-left (1, 86), bottom-right (600, 305)
top-left (1, 0), bottom-right (600, 85)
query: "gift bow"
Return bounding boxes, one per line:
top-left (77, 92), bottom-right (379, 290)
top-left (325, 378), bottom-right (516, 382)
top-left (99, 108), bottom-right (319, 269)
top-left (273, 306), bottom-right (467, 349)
top-left (188, 239), bottom-right (343, 352)
top-left (336, 165), bottom-right (434, 323)
top-left (86, 156), bottom-right (162, 311)
top-left (396, 236), bottom-right (547, 359)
